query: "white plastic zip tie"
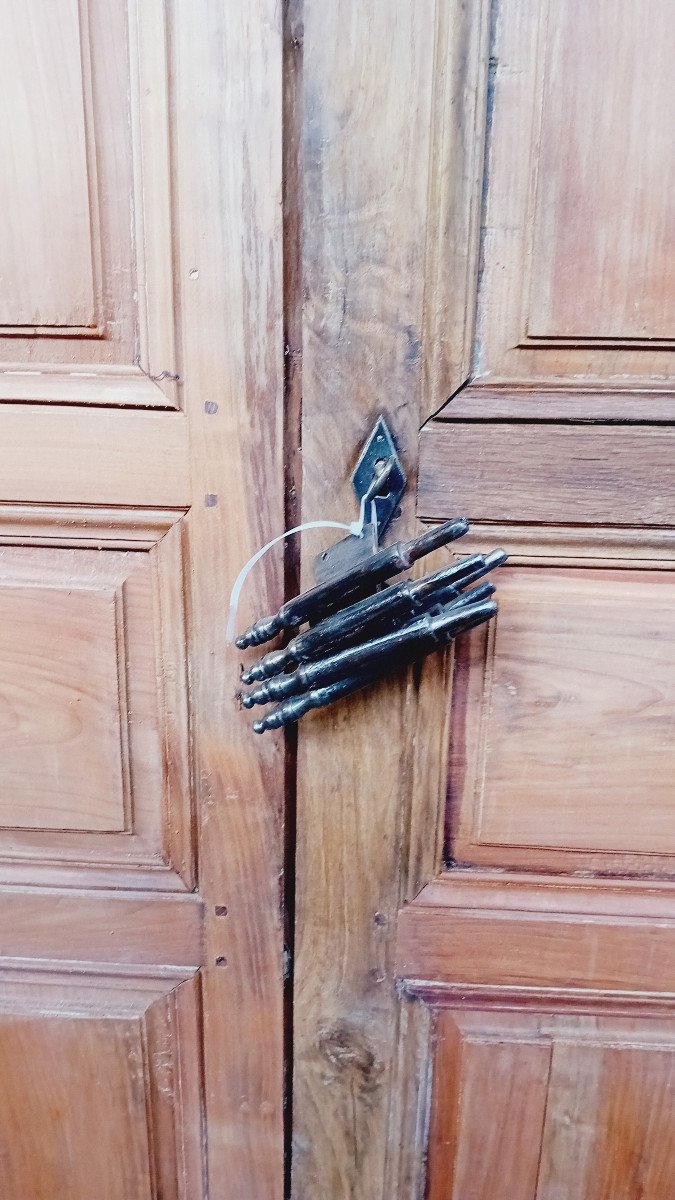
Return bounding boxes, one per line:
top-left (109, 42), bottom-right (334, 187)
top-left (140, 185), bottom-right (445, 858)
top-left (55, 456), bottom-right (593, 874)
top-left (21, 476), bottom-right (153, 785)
top-left (226, 495), bottom-right (373, 644)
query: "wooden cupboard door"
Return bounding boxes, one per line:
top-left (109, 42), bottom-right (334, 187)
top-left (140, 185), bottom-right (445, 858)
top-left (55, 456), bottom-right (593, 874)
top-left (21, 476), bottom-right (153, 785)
top-left (286, 0), bottom-right (675, 1196)
top-left (0, 3), bottom-right (284, 1199)
top-left (394, 0), bottom-right (675, 1195)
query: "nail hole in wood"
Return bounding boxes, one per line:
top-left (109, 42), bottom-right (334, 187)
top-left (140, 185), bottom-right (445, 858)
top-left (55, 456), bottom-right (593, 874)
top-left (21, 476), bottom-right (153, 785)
top-left (215, 905), bottom-right (228, 916)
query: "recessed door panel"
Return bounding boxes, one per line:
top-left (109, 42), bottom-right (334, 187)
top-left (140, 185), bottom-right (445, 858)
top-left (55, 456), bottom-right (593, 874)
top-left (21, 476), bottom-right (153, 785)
top-left (0, 970), bottom-right (203, 1200)
top-left (0, 0), bottom-right (178, 408)
top-left (450, 556), bottom-right (675, 872)
top-left (428, 1007), bottom-right (675, 1200)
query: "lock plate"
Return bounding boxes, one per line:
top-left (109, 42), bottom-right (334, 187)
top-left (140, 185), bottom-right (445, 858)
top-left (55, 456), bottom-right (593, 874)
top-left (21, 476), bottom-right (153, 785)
top-left (351, 416), bottom-right (406, 536)
top-left (313, 417), bottom-right (407, 584)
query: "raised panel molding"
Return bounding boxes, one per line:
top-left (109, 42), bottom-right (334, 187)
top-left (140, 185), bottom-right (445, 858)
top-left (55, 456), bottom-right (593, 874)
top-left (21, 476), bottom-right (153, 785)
top-left (0, 966), bottom-right (204, 1200)
top-left (418, 423), bottom-right (675, 526)
top-left (400, 875), bottom-right (675, 1194)
top-left (0, 506), bottom-right (193, 891)
top-left (425, 1005), bottom-right (675, 1200)
top-left (396, 872), bottom-right (675, 1002)
top-left (419, 0), bottom-right (491, 419)
top-left (0, 581), bottom-right (131, 832)
top-left (435, 0), bottom-right (675, 420)
top-left (443, 526), bottom-right (675, 875)
top-left (0, 0), bottom-right (179, 409)
top-left (0, 0), bottom-right (98, 331)
top-left (480, 0), bottom-right (675, 375)
top-left (525, 0), bottom-right (674, 345)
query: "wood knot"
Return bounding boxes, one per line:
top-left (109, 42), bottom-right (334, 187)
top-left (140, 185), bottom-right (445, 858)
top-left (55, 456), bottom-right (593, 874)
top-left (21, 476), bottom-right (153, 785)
top-left (317, 1021), bottom-right (383, 1092)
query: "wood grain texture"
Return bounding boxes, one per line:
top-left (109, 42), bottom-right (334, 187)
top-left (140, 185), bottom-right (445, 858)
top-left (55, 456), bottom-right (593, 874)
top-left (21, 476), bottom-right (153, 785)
top-left (440, 385), bottom-right (675, 421)
top-left (396, 875), bottom-right (675, 997)
top-left (428, 1007), bottom-right (675, 1200)
top-left (0, 365), bottom-right (175, 409)
top-left (0, 889), bottom-right (203, 967)
top-left (292, 3), bottom-right (462, 1197)
top-left (385, 556), bottom-right (457, 1200)
top-left (401, 1), bottom-right (675, 1194)
top-left (427, 1017), bottom-right (551, 1200)
top-left (0, 504), bottom-right (182, 549)
top-left (450, 565), bottom-right (675, 873)
top-left (418, 422), bottom-right (675, 525)
top-left (294, 0), bottom-right (675, 1192)
top-left (537, 1038), bottom-right (675, 1200)
top-left (0, 526), bottom-right (193, 891)
top-left (411, 869), bottom-right (675, 925)
top-left (172, 1), bottom-right (286, 1195)
top-left (527, 0), bottom-right (675, 341)
top-left (0, 0), bottom-right (180, 407)
top-left (464, 0), bottom-right (675, 411)
top-left (0, 2), bottom-right (286, 1195)
top-left (0, 581), bottom-right (128, 832)
top-left (0, 0), bottom-right (95, 328)
top-left (0, 407), bottom-right (189, 507)
top-left (420, 0), bottom-right (490, 417)
top-left (400, 907), bottom-right (675, 997)
top-left (0, 973), bottom-right (203, 1200)
top-left (433, 522), bottom-right (675, 571)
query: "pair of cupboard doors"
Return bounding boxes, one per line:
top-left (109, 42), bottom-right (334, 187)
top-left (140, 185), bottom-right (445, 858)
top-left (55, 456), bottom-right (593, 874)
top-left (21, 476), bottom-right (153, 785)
top-left (1, 0), bottom-right (675, 1197)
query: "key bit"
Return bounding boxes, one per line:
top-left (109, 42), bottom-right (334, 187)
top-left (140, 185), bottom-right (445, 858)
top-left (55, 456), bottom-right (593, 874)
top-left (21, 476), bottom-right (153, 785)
top-left (235, 517), bottom-right (469, 649)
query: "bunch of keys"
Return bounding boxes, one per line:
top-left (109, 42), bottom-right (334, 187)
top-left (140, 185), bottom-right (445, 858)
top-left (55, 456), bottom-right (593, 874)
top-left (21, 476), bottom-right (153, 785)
top-left (236, 515), bottom-right (505, 733)
top-left (234, 418), bottom-right (505, 732)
